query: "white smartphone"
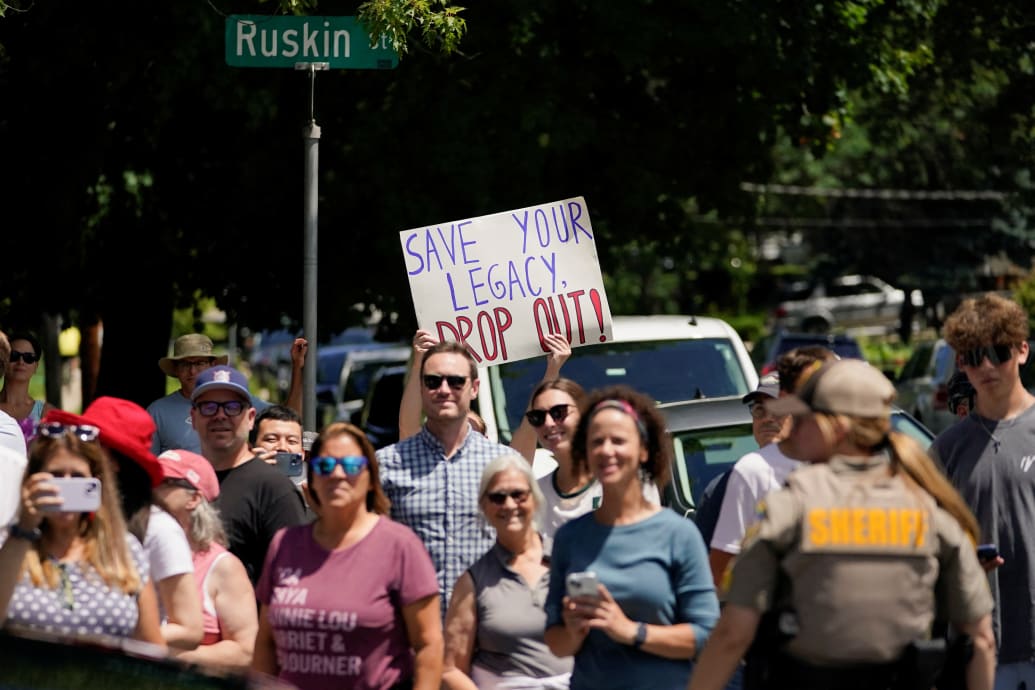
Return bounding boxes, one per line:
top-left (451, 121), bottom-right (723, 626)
top-left (42, 477), bottom-right (102, 513)
top-left (566, 570), bottom-right (601, 599)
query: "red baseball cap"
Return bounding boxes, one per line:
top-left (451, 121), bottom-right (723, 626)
top-left (157, 449), bottom-right (219, 502)
top-left (44, 396), bottom-right (163, 487)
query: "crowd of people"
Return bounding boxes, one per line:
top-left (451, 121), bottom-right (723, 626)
top-left (0, 290), bottom-right (1030, 689)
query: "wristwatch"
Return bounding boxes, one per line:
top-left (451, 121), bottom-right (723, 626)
top-left (8, 524), bottom-right (42, 543)
top-left (633, 621), bottom-right (648, 648)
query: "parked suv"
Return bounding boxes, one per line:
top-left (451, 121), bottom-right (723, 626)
top-left (772, 274), bottom-right (923, 334)
top-left (894, 339), bottom-right (957, 435)
top-left (751, 330), bottom-right (864, 375)
top-left (474, 315), bottom-right (758, 476)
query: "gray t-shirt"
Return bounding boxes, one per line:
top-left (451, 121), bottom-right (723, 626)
top-left (930, 405), bottom-right (1035, 663)
top-left (148, 389), bottom-right (270, 456)
top-left (466, 541), bottom-right (572, 680)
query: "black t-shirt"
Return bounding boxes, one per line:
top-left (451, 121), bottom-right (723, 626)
top-left (215, 457), bottom-right (311, 585)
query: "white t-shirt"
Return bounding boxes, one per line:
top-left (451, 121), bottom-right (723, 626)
top-left (0, 445), bottom-right (28, 529)
top-left (0, 410), bottom-right (26, 459)
top-left (710, 442), bottom-right (800, 554)
top-left (537, 468), bottom-right (661, 555)
top-left (145, 505), bottom-right (194, 582)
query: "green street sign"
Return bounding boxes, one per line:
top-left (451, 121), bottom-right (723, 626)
top-left (225, 15), bottom-right (399, 69)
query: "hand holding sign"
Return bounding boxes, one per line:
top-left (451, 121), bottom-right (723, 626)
top-left (400, 196), bottom-right (614, 364)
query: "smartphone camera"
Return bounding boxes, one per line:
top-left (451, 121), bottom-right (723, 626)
top-left (275, 452), bottom-right (305, 478)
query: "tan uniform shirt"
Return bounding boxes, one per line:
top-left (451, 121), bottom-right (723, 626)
top-left (726, 452), bottom-right (993, 666)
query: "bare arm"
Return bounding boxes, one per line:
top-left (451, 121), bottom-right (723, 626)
top-left (708, 549), bottom-right (735, 591)
top-left (544, 593), bottom-right (590, 658)
top-left (174, 555), bottom-right (258, 671)
top-left (401, 593), bottom-right (443, 690)
top-left (134, 577), bottom-right (168, 649)
top-left (585, 583), bottom-right (702, 660)
top-left (687, 604), bottom-right (760, 690)
top-left (157, 572), bottom-right (203, 649)
top-left (441, 573), bottom-right (479, 690)
top-left (958, 614), bottom-right (995, 690)
top-left (510, 333), bottom-right (571, 462)
top-left (251, 604), bottom-right (279, 676)
top-left (0, 474), bottom-right (60, 623)
top-left (398, 330), bottom-right (437, 441)
top-left (283, 338), bottom-right (308, 416)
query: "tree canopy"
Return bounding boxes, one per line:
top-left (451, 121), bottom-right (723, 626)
top-left (0, 0), bottom-right (1031, 405)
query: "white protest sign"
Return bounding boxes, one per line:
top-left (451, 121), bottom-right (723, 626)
top-left (399, 196), bottom-right (614, 365)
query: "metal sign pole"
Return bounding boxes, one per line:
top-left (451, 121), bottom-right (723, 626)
top-left (299, 62), bottom-right (327, 433)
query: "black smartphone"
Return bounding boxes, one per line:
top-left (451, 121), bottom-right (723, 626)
top-left (274, 452), bottom-right (305, 478)
top-left (977, 543), bottom-right (999, 562)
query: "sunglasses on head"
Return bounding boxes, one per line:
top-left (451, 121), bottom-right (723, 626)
top-left (311, 455), bottom-right (368, 477)
top-left (486, 489), bottom-right (530, 505)
top-left (423, 374), bottom-right (468, 390)
top-left (161, 477), bottom-right (198, 491)
top-left (961, 344), bottom-right (1014, 368)
top-left (38, 422), bottom-right (100, 443)
top-left (194, 400), bottom-right (247, 417)
top-left (525, 403), bottom-right (573, 427)
top-left (9, 350), bottom-right (39, 364)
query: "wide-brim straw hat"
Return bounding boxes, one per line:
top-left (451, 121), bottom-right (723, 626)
top-left (158, 333), bottom-right (228, 377)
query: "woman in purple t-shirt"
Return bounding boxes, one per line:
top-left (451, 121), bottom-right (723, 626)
top-left (253, 422), bottom-right (442, 690)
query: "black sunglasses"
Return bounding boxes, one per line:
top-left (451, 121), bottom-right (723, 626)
top-left (423, 374), bottom-right (468, 390)
top-left (194, 400), bottom-right (247, 417)
top-left (525, 403), bottom-right (573, 427)
top-left (486, 489), bottom-right (530, 505)
top-left (9, 350), bottom-right (39, 364)
top-left (961, 344), bottom-right (1013, 368)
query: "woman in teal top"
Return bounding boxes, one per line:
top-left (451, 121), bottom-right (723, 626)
top-left (544, 385), bottom-right (719, 690)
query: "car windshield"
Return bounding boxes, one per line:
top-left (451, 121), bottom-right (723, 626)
top-left (670, 422), bottom-right (757, 511)
top-left (488, 338), bottom-right (752, 441)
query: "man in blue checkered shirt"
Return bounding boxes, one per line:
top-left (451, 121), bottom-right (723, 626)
top-left (377, 341), bottom-right (514, 619)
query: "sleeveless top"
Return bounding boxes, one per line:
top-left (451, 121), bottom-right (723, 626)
top-left (192, 543), bottom-right (231, 645)
top-left (17, 400), bottom-right (45, 442)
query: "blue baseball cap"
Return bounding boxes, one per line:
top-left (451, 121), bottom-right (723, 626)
top-left (191, 365), bottom-right (251, 402)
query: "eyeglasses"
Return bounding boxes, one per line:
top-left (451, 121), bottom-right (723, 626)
top-left (38, 423), bottom-right (100, 442)
top-left (9, 350), bottom-right (39, 364)
top-left (423, 374), bottom-right (468, 390)
top-left (177, 359), bottom-right (213, 371)
top-left (193, 400), bottom-right (247, 417)
top-left (486, 489), bottom-right (530, 505)
top-left (311, 455), bottom-right (369, 477)
top-left (525, 404), bottom-right (573, 427)
top-left (161, 478), bottom-right (197, 491)
top-left (960, 344), bottom-right (1014, 368)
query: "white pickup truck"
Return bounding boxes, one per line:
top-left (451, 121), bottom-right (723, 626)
top-left (772, 274), bottom-right (923, 334)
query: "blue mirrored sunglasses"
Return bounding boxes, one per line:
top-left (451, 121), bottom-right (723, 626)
top-left (311, 455), bottom-right (368, 477)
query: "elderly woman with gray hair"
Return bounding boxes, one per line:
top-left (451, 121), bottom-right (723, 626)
top-left (442, 454), bottom-right (573, 690)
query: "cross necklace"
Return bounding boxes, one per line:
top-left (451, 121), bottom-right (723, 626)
top-left (974, 416), bottom-right (1002, 454)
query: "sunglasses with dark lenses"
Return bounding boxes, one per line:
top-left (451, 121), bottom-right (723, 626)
top-left (525, 404), bottom-right (573, 427)
top-left (9, 350), bottom-right (39, 364)
top-left (194, 400), bottom-right (247, 417)
top-left (38, 423), bottom-right (100, 443)
top-left (961, 344), bottom-right (1013, 368)
top-left (312, 455), bottom-right (369, 477)
top-left (423, 374), bottom-right (468, 390)
top-left (486, 489), bottom-right (531, 505)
